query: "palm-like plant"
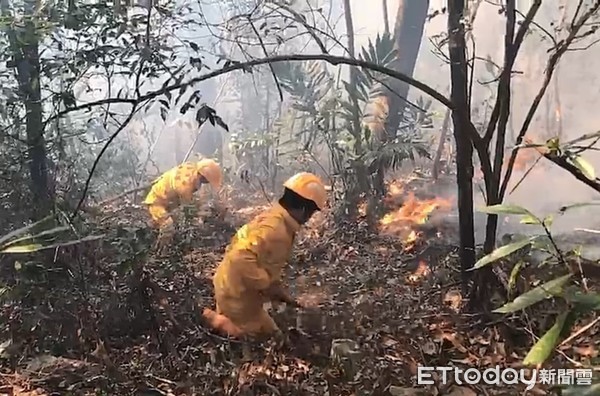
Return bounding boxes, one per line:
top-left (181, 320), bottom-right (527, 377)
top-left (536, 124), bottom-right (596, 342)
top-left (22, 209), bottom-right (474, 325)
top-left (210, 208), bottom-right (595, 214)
top-left (272, 32), bottom-right (431, 187)
top-left (342, 32), bottom-right (431, 173)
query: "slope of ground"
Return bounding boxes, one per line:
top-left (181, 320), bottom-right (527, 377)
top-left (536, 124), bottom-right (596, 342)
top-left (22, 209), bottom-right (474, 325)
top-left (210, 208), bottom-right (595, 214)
top-left (0, 182), bottom-right (597, 395)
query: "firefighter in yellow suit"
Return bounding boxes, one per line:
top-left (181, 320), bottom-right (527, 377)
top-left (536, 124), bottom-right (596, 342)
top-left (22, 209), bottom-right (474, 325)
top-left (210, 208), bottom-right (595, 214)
top-left (143, 159), bottom-right (223, 230)
top-left (202, 172), bottom-right (327, 340)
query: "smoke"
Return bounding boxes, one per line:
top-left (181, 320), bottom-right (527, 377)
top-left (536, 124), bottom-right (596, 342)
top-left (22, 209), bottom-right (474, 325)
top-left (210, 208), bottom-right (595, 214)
top-left (347, 0), bottom-right (600, 237)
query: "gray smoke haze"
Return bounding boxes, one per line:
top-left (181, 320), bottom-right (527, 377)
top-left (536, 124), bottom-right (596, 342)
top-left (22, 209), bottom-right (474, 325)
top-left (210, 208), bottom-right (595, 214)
top-left (74, 1), bottom-right (600, 245)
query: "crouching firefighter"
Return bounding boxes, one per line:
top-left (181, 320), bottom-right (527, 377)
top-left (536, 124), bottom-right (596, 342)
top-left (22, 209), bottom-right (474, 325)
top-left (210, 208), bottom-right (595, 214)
top-left (143, 159), bottom-right (223, 244)
top-left (203, 172), bottom-right (327, 341)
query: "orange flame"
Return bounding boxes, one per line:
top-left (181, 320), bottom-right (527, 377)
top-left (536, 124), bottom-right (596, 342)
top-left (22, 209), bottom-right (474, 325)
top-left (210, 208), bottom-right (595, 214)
top-left (388, 179), bottom-right (406, 196)
top-left (407, 260), bottom-right (431, 283)
top-left (380, 192), bottom-right (452, 249)
top-left (381, 192), bottom-right (452, 226)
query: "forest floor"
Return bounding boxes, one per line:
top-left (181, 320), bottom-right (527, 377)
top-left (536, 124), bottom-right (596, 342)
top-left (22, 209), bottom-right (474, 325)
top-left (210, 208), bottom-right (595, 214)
top-left (0, 176), bottom-right (598, 396)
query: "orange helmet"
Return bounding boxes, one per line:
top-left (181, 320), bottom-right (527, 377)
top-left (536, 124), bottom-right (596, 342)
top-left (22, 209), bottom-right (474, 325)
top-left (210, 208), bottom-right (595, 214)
top-left (197, 159), bottom-right (222, 190)
top-left (283, 172), bottom-right (327, 210)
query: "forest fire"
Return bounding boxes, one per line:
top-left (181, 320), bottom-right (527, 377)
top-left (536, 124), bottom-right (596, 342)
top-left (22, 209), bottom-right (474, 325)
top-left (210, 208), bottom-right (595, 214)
top-left (380, 192), bottom-right (452, 227)
top-left (380, 192), bottom-right (452, 250)
top-left (407, 260), bottom-right (431, 283)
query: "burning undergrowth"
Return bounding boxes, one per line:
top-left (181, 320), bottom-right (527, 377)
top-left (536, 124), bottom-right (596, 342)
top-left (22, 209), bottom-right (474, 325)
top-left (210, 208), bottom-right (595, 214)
top-left (0, 177), bottom-right (597, 395)
top-left (378, 178), bottom-right (456, 252)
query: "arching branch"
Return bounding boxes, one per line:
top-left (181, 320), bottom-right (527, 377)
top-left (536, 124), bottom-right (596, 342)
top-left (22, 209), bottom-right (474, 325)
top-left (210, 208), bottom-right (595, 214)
top-left (50, 53), bottom-right (453, 124)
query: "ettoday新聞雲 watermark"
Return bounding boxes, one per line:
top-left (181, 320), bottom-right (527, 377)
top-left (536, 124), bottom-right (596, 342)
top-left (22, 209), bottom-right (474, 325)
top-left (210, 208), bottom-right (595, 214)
top-left (417, 366), bottom-right (594, 390)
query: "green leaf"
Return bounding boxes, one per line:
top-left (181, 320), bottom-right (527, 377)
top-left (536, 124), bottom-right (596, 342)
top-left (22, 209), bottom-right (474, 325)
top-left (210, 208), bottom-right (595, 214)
top-left (493, 274), bottom-right (573, 313)
top-left (542, 214), bottom-right (554, 228)
top-left (520, 214), bottom-right (541, 225)
top-left (508, 261), bottom-right (523, 295)
top-left (0, 235), bottom-right (105, 254)
top-left (564, 289), bottom-right (600, 310)
top-left (0, 226), bottom-right (70, 249)
top-left (546, 137), bottom-right (561, 152)
top-left (523, 311), bottom-right (569, 365)
top-left (531, 235), bottom-right (553, 251)
top-left (0, 215), bottom-right (55, 246)
top-left (471, 237), bottom-right (534, 270)
top-left (478, 204), bottom-right (535, 217)
top-left (571, 155), bottom-right (596, 180)
top-left (2, 243), bottom-right (45, 253)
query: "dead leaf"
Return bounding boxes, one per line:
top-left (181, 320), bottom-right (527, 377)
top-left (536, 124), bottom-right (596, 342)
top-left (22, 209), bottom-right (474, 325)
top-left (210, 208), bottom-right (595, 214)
top-left (443, 289), bottom-right (462, 312)
top-left (573, 345), bottom-right (598, 357)
top-left (421, 340), bottom-right (437, 355)
top-left (438, 332), bottom-right (468, 353)
top-left (91, 340), bottom-right (110, 363)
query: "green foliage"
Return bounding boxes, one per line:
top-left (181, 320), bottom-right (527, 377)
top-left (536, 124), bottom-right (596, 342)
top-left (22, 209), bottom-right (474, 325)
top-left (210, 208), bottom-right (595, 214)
top-left (352, 32), bottom-right (397, 103)
top-left (337, 32), bottom-right (397, 127)
top-left (563, 288), bottom-right (600, 310)
top-left (570, 155), bottom-right (596, 180)
top-left (0, 216), bottom-right (104, 254)
top-left (229, 130), bottom-right (278, 179)
top-left (522, 311), bottom-right (569, 365)
top-left (273, 61), bottom-right (332, 113)
top-left (271, 32), bottom-right (431, 192)
top-left (472, 236), bottom-right (536, 269)
top-left (478, 204), bottom-right (536, 216)
top-left (493, 274), bottom-right (572, 313)
top-left (474, 202), bottom-right (600, 366)
top-left (507, 261), bottom-right (523, 298)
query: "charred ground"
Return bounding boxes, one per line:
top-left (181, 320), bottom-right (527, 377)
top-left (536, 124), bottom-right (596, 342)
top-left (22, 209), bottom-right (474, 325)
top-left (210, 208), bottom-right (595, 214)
top-left (0, 177), bottom-right (598, 396)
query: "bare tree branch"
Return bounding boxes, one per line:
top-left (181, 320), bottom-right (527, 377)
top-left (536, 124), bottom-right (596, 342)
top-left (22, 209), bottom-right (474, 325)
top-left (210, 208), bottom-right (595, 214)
top-left (482, 0), bottom-right (542, 145)
top-left (499, 1), bottom-right (600, 200)
top-left (246, 15), bottom-right (284, 101)
top-left (493, 0), bottom-right (516, 186)
top-left (70, 107), bottom-right (138, 220)
top-left (525, 137), bottom-right (600, 193)
top-left (265, 1), bottom-right (328, 54)
top-left (48, 53), bottom-right (454, 123)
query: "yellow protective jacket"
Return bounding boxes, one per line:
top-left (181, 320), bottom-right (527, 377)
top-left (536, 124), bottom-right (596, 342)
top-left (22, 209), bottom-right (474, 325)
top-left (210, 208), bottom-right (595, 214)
top-left (144, 162), bottom-right (203, 207)
top-left (211, 202), bottom-right (300, 335)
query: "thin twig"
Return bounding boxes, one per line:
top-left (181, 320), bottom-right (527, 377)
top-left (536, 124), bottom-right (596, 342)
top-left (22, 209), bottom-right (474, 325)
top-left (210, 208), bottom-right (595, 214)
top-left (499, 1), bottom-right (600, 200)
top-left (507, 154), bottom-right (542, 195)
top-left (70, 107), bottom-right (138, 220)
top-left (49, 53), bottom-right (452, 123)
top-left (482, 0), bottom-right (542, 145)
top-left (246, 15), bottom-right (283, 101)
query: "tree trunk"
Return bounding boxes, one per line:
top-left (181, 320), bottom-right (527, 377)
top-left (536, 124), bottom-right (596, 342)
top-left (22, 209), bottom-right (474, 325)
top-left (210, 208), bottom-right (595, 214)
top-left (6, 0), bottom-right (53, 219)
top-left (447, 0), bottom-right (476, 292)
top-left (342, 0), bottom-right (361, 138)
top-left (373, 0), bottom-right (429, 203)
top-left (342, 0), bottom-right (371, 223)
top-left (384, 0), bottom-right (430, 136)
top-left (432, 108), bottom-right (451, 180)
top-left (483, 0), bottom-right (516, 255)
